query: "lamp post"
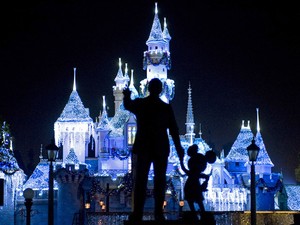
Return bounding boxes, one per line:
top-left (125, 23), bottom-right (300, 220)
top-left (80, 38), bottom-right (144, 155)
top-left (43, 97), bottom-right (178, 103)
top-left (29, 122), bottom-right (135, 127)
top-left (23, 188), bottom-right (34, 225)
top-left (46, 139), bottom-right (59, 225)
top-left (246, 137), bottom-right (260, 225)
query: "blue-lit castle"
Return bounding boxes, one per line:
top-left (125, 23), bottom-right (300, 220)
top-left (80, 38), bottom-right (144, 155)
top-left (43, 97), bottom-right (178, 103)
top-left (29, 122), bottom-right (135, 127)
top-left (1, 3), bottom-right (299, 225)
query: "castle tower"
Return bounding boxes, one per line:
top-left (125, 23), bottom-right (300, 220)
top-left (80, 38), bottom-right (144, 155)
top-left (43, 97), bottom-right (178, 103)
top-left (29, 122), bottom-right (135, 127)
top-left (55, 162), bottom-right (88, 225)
top-left (185, 83), bottom-right (195, 144)
top-left (113, 58), bottom-right (129, 113)
top-left (54, 68), bottom-right (94, 163)
top-left (95, 96), bottom-right (111, 161)
top-left (141, 3), bottom-right (174, 103)
top-left (225, 120), bottom-right (254, 179)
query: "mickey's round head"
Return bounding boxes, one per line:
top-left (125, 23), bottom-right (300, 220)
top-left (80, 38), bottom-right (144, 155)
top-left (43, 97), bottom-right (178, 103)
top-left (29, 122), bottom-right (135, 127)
top-left (188, 153), bottom-right (206, 172)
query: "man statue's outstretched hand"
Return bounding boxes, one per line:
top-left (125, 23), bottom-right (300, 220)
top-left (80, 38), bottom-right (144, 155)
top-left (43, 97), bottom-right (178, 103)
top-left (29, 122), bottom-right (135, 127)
top-left (123, 87), bottom-right (131, 97)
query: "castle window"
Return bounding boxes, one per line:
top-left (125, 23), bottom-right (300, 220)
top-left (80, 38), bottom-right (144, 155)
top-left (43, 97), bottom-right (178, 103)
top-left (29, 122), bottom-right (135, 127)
top-left (235, 162), bottom-right (240, 167)
top-left (127, 125), bottom-right (136, 145)
top-left (155, 46), bottom-right (158, 49)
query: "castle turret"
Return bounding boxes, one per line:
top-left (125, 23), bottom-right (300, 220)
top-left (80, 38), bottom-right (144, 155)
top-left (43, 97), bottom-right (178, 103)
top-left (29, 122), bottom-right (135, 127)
top-left (95, 96), bottom-right (111, 161)
top-left (54, 68), bottom-right (94, 163)
top-left (113, 58), bottom-right (129, 113)
top-left (141, 3), bottom-right (174, 103)
top-left (225, 120), bottom-right (254, 178)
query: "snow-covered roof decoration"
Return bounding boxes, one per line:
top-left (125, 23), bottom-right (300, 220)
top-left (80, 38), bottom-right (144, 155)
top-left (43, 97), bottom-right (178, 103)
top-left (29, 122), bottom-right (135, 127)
top-left (162, 17), bottom-right (171, 41)
top-left (57, 68), bottom-right (92, 123)
top-left (123, 63), bottom-right (130, 84)
top-left (146, 3), bottom-right (166, 44)
top-left (225, 120), bottom-right (254, 162)
top-left (65, 148), bottom-right (80, 164)
top-left (97, 96), bottom-right (111, 130)
top-left (108, 107), bottom-right (130, 137)
top-left (113, 58), bottom-right (130, 90)
top-left (255, 131), bottom-right (274, 166)
top-left (0, 147), bottom-right (21, 175)
top-left (254, 108), bottom-right (274, 166)
top-left (114, 58), bottom-right (124, 83)
top-left (23, 161), bottom-right (58, 190)
top-left (0, 122), bottom-right (22, 175)
top-left (285, 184), bottom-right (300, 210)
top-left (57, 90), bottom-right (92, 122)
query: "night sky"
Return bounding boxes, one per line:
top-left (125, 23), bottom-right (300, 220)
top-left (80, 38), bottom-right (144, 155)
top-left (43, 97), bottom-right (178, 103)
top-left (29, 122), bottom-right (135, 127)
top-left (0, 1), bottom-right (299, 183)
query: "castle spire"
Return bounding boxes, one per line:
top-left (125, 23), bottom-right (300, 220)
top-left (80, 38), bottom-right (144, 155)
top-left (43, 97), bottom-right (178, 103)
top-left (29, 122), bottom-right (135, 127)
top-left (129, 69), bottom-right (134, 88)
top-left (124, 63), bottom-right (130, 84)
top-left (97, 96), bottom-right (110, 130)
top-left (146, 2), bottom-right (164, 45)
top-left (199, 123), bottom-right (202, 139)
top-left (162, 17), bottom-right (171, 41)
top-left (114, 58), bottom-right (128, 90)
top-left (256, 108), bottom-right (260, 133)
top-left (73, 67), bottom-right (77, 91)
top-left (128, 69), bottom-right (139, 99)
top-left (185, 82), bottom-right (195, 144)
top-left (39, 144), bottom-right (43, 161)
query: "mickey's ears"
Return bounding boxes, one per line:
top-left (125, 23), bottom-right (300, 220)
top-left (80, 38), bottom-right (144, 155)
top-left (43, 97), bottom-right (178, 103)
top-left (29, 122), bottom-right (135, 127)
top-left (205, 150), bottom-right (217, 164)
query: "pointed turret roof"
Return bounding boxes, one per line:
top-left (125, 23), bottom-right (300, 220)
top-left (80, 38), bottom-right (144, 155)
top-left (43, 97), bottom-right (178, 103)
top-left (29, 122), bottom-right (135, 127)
top-left (57, 68), bottom-right (92, 122)
top-left (225, 120), bottom-right (254, 162)
top-left (23, 161), bottom-right (58, 190)
top-left (162, 17), bottom-right (171, 41)
top-left (255, 108), bottom-right (274, 166)
top-left (146, 3), bottom-right (165, 45)
top-left (124, 63), bottom-right (130, 84)
top-left (129, 69), bottom-right (139, 99)
top-left (114, 58), bottom-right (124, 82)
top-left (186, 83), bottom-right (194, 124)
top-left (97, 96), bottom-right (110, 130)
top-left (114, 58), bottom-right (129, 89)
top-left (255, 131), bottom-right (274, 166)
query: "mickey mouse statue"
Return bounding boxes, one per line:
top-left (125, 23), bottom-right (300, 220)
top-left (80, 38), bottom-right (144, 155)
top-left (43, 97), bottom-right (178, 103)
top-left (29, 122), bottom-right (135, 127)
top-left (180, 144), bottom-right (216, 223)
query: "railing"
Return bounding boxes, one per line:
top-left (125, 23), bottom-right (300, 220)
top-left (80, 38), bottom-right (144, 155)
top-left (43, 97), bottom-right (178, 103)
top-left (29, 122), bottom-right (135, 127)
top-left (86, 211), bottom-right (298, 225)
top-left (86, 211), bottom-right (237, 225)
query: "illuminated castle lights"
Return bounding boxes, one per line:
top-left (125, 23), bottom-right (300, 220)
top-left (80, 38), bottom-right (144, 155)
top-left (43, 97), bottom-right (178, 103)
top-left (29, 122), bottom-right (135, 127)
top-left (0, 2), bottom-right (298, 225)
top-left (0, 122), bottom-right (25, 225)
top-left (38, 1), bottom-right (281, 213)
